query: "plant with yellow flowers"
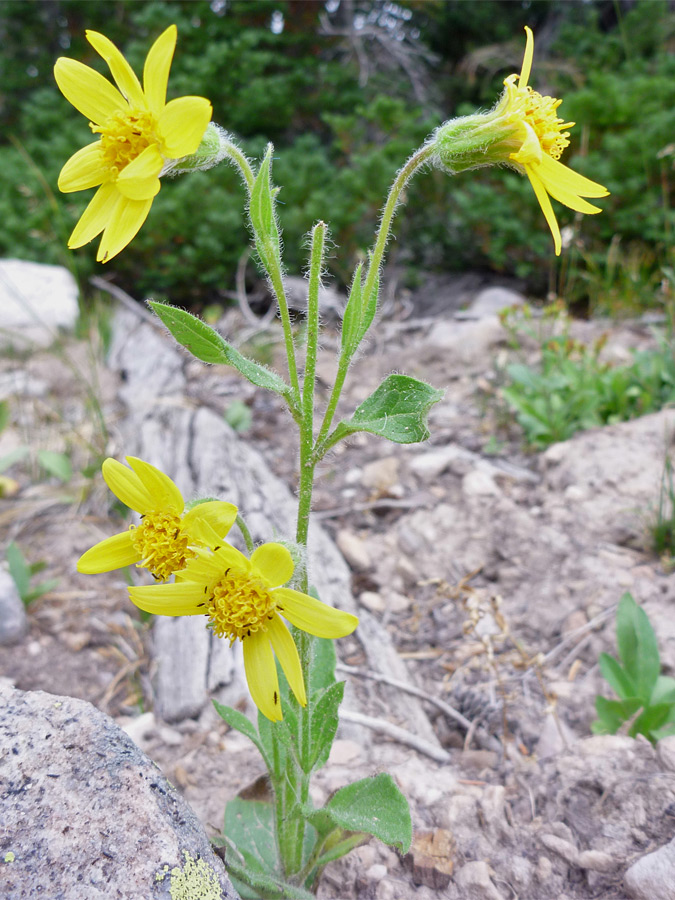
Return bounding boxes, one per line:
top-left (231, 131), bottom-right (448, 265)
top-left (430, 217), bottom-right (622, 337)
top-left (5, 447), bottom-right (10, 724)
top-left (61, 24), bottom-right (608, 899)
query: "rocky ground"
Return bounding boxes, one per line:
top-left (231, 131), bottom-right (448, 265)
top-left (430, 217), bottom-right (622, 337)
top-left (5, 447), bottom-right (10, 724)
top-left (2, 272), bottom-right (675, 899)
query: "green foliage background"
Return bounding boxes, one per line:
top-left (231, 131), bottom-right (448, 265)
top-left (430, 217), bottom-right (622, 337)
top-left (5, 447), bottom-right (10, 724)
top-left (0, 0), bottom-right (673, 310)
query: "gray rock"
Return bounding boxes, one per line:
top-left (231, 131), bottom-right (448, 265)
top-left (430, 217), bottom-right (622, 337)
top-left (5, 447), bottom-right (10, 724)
top-left (0, 259), bottom-right (79, 349)
top-left (453, 860), bottom-right (507, 900)
top-left (625, 837), bottom-right (675, 900)
top-left (657, 735), bottom-right (675, 772)
top-left (0, 567), bottom-right (27, 645)
top-left (283, 274), bottom-right (345, 317)
top-left (421, 317), bottom-right (505, 373)
top-left (336, 529), bottom-right (372, 571)
top-left (457, 286), bottom-right (528, 319)
top-left (0, 683), bottom-right (239, 899)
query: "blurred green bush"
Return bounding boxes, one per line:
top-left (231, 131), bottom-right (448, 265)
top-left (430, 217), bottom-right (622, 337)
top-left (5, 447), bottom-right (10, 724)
top-left (0, 0), bottom-right (672, 312)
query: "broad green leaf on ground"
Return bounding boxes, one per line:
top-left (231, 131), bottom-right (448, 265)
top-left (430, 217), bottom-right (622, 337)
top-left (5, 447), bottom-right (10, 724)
top-left (598, 652), bottom-right (636, 700)
top-left (615, 592), bottom-right (660, 701)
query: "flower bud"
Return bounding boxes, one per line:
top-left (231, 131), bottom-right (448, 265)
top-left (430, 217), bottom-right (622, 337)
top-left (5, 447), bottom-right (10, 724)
top-left (161, 123), bottom-right (233, 177)
top-left (431, 98), bottom-right (523, 175)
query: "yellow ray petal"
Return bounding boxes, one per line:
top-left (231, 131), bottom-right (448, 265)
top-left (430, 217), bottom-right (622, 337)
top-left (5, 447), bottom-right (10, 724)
top-left (77, 531), bottom-right (138, 574)
top-left (509, 121), bottom-right (542, 167)
top-left (539, 176), bottom-right (604, 215)
top-left (97, 194), bottom-right (153, 263)
top-left (525, 166), bottom-right (562, 255)
top-left (58, 141), bottom-right (106, 193)
top-left (182, 501), bottom-right (238, 544)
top-left (86, 30), bottom-right (146, 109)
top-left (54, 57), bottom-right (127, 126)
top-left (116, 145), bottom-right (163, 201)
top-left (180, 552), bottom-right (227, 583)
top-left (251, 543), bottom-right (294, 588)
top-left (68, 182), bottom-right (119, 249)
top-left (243, 630), bottom-right (282, 721)
top-left (537, 154), bottom-right (610, 198)
top-left (519, 26), bottom-right (534, 89)
top-left (268, 614), bottom-right (306, 707)
top-left (102, 457), bottom-right (155, 513)
top-left (158, 96), bottom-right (212, 159)
top-left (125, 457), bottom-right (184, 512)
top-left (212, 542), bottom-right (251, 572)
top-left (143, 24), bottom-right (177, 116)
top-left (274, 588), bottom-right (359, 639)
top-left (128, 581), bottom-right (204, 616)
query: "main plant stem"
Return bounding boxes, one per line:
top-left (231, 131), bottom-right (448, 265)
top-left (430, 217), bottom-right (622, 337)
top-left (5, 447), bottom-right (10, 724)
top-left (281, 222), bottom-right (327, 878)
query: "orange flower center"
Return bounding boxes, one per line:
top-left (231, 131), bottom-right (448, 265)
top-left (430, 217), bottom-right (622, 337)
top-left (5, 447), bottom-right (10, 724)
top-left (521, 87), bottom-right (572, 160)
top-left (91, 109), bottom-right (158, 178)
top-left (205, 571), bottom-right (276, 644)
top-left (130, 511), bottom-right (194, 582)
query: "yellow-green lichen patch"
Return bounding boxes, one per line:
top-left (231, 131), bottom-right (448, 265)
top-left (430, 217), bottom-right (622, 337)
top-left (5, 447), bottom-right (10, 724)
top-left (4, 852), bottom-right (15, 863)
top-left (155, 863), bottom-right (170, 882)
top-left (169, 850), bottom-right (222, 900)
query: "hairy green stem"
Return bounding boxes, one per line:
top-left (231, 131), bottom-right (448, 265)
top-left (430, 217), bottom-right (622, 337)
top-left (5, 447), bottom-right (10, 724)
top-left (235, 513), bottom-right (255, 554)
top-left (268, 264), bottom-right (302, 409)
top-left (223, 138), bottom-right (255, 191)
top-left (315, 142), bottom-right (435, 448)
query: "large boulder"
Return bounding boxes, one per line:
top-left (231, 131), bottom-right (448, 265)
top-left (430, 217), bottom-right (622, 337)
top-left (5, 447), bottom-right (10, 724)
top-left (0, 259), bottom-right (79, 349)
top-left (0, 683), bottom-right (239, 899)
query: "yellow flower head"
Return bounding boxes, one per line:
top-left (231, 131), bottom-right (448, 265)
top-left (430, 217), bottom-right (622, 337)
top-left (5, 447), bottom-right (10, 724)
top-left (128, 540), bottom-right (359, 721)
top-left (433, 27), bottom-right (609, 255)
top-left (77, 456), bottom-right (237, 582)
top-left (499, 26), bottom-right (609, 254)
top-left (54, 26), bottom-right (212, 262)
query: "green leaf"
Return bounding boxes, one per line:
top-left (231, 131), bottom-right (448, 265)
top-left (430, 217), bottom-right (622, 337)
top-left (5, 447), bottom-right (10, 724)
top-left (592, 695), bottom-right (641, 734)
top-left (650, 676), bottom-right (675, 706)
top-left (249, 144), bottom-right (282, 273)
top-left (308, 773), bottom-right (412, 853)
top-left (224, 798), bottom-right (278, 875)
top-left (23, 578), bottom-right (59, 605)
top-left (225, 858), bottom-right (315, 900)
top-left (308, 634), bottom-right (337, 694)
top-left (356, 270), bottom-right (379, 346)
top-left (328, 374), bottom-right (443, 447)
top-left (37, 450), bottom-right (72, 482)
top-left (651, 723), bottom-right (675, 742)
top-left (341, 264), bottom-right (363, 354)
top-left (313, 832), bottom-right (371, 869)
top-left (257, 709), bottom-right (290, 785)
top-left (0, 400), bottom-right (9, 434)
top-left (630, 702), bottom-right (674, 740)
top-left (598, 652), bottom-right (636, 700)
top-left (223, 799), bottom-right (316, 900)
top-left (225, 399), bottom-right (253, 433)
top-left (212, 701), bottom-right (266, 761)
top-left (305, 681), bottom-right (344, 774)
top-left (0, 447), bottom-right (28, 474)
top-left (149, 301), bottom-right (291, 399)
top-left (6, 542), bottom-right (30, 599)
top-left (616, 592), bottom-right (660, 701)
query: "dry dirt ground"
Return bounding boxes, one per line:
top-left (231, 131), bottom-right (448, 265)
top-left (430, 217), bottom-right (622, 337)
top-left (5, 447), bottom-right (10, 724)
top-left (2, 280), bottom-right (675, 900)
